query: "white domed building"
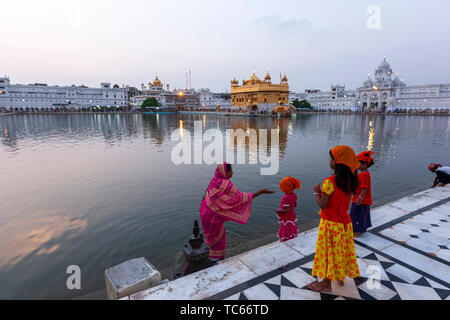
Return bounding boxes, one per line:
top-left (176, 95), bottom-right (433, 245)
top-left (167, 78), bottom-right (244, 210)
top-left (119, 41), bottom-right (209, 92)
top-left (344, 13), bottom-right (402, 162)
top-left (303, 57), bottom-right (450, 114)
top-left (357, 57), bottom-right (450, 113)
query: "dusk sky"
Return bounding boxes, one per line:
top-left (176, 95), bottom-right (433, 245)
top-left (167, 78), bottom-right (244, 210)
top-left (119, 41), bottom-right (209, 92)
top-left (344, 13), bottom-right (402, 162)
top-left (2, 0), bottom-right (450, 92)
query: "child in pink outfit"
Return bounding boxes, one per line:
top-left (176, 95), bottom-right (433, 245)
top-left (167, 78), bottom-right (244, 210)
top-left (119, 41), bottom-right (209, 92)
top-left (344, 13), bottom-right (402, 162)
top-left (276, 177), bottom-right (301, 242)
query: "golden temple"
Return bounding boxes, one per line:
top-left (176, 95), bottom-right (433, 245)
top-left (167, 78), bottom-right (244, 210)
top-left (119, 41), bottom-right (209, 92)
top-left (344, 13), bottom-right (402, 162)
top-left (231, 71), bottom-right (289, 113)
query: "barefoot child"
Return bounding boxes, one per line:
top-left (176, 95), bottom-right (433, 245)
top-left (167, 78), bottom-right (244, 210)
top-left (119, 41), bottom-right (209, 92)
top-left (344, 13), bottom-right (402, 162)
top-left (308, 145), bottom-right (361, 292)
top-left (276, 177), bottom-right (301, 242)
top-left (351, 151), bottom-right (375, 237)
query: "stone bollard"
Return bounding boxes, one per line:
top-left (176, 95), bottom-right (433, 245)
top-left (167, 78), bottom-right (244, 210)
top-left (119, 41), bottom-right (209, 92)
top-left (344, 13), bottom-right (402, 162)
top-left (172, 220), bottom-right (215, 279)
top-left (105, 257), bottom-right (161, 300)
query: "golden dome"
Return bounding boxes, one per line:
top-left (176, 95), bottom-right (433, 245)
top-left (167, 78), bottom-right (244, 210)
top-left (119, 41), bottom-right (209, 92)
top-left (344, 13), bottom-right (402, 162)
top-left (264, 72), bottom-right (272, 82)
top-left (243, 72), bottom-right (262, 86)
top-left (281, 74), bottom-right (288, 83)
top-left (231, 77), bottom-right (239, 85)
top-left (248, 72), bottom-right (261, 82)
top-left (152, 75), bottom-right (163, 87)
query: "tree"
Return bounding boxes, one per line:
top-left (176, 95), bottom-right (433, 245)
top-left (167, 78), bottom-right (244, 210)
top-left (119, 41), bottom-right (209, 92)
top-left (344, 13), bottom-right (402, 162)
top-left (292, 99), bottom-right (313, 109)
top-left (141, 97), bottom-right (159, 109)
top-left (291, 99), bottom-right (301, 109)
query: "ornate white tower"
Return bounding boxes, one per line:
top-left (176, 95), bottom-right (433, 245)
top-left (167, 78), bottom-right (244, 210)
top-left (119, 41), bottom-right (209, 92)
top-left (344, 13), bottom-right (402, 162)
top-left (374, 57), bottom-right (394, 87)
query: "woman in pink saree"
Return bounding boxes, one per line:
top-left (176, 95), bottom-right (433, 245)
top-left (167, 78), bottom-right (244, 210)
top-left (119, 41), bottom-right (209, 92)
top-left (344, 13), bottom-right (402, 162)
top-left (200, 163), bottom-right (274, 261)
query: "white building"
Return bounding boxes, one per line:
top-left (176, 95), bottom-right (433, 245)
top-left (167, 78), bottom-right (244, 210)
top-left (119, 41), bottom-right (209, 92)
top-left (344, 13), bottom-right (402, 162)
top-left (135, 78), bottom-right (232, 110)
top-left (0, 77), bottom-right (129, 112)
top-left (134, 76), bottom-right (201, 110)
top-left (358, 58), bottom-right (450, 112)
top-left (288, 91), bottom-right (305, 104)
top-left (303, 57), bottom-right (450, 113)
top-left (198, 88), bottom-right (231, 109)
top-left (303, 85), bottom-right (358, 111)
top-left (134, 76), bottom-right (166, 109)
top-left (198, 88), bottom-right (216, 107)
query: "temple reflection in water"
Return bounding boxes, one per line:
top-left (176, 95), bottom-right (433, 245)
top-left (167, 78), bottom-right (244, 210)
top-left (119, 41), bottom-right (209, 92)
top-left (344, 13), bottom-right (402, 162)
top-left (0, 112), bottom-right (449, 300)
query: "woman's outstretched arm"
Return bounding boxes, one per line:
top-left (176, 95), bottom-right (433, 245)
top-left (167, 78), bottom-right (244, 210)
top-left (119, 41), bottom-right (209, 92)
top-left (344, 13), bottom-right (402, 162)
top-left (253, 188), bottom-right (275, 199)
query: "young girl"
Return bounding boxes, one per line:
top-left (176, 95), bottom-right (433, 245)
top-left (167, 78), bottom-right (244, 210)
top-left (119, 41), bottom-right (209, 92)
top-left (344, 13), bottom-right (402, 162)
top-left (276, 177), bottom-right (301, 242)
top-left (308, 145), bottom-right (361, 292)
top-left (351, 151), bottom-right (375, 237)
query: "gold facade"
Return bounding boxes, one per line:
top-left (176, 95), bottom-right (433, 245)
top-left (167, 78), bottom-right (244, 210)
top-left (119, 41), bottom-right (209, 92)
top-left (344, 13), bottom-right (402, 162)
top-left (231, 72), bottom-right (289, 111)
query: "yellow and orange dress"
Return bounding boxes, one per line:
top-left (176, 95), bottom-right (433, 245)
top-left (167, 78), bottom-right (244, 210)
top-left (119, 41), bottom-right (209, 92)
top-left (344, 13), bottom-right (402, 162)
top-left (312, 175), bottom-right (360, 283)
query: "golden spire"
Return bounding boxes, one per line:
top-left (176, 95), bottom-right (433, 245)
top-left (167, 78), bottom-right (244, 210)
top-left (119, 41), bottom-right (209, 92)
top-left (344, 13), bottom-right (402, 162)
top-left (246, 72), bottom-right (261, 85)
top-left (152, 75), bottom-right (162, 87)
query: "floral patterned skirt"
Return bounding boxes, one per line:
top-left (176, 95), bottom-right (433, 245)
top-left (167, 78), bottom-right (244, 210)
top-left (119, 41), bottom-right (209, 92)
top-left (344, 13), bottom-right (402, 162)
top-left (312, 219), bottom-right (360, 283)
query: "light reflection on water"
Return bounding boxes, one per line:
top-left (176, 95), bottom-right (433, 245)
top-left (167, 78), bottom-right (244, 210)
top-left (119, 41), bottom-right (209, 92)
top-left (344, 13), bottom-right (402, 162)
top-left (0, 113), bottom-right (449, 299)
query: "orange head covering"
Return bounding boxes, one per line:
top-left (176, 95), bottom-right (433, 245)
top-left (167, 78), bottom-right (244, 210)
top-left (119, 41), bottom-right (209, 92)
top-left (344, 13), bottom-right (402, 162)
top-left (357, 151), bottom-right (375, 163)
top-left (280, 177), bottom-right (301, 194)
top-left (331, 145), bottom-right (360, 174)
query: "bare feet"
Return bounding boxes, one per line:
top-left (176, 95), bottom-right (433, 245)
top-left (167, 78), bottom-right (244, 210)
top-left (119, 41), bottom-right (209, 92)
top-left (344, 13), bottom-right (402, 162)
top-left (354, 232), bottom-right (361, 238)
top-left (307, 279), bottom-right (332, 292)
top-left (337, 280), bottom-right (345, 287)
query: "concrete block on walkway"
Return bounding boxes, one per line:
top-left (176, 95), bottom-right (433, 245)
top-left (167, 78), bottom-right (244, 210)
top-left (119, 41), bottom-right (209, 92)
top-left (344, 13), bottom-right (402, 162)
top-left (105, 258), bottom-right (161, 300)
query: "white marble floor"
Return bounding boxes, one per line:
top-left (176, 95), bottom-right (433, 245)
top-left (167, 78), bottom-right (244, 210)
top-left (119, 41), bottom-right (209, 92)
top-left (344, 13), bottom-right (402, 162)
top-left (129, 185), bottom-right (450, 301)
top-left (377, 205), bottom-right (450, 261)
top-left (222, 240), bottom-right (449, 301)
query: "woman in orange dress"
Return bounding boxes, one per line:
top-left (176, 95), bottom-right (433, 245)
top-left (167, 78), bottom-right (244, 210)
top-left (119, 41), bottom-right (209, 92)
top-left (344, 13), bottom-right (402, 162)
top-left (308, 146), bottom-right (361, 292)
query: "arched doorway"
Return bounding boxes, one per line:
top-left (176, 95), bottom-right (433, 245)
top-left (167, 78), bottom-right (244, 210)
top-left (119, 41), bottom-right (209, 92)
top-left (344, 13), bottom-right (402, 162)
top-left (362, 102), bottom-right (368, 112)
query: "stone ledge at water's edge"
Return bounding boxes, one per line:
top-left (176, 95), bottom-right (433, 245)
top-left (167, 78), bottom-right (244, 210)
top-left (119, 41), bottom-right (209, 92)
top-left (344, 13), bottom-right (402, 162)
top-left (119, 185), bottom-right (450, 300)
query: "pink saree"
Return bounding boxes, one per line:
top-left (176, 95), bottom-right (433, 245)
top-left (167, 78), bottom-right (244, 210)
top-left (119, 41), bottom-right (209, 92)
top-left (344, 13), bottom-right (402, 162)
top-left (199, 163), bottom-right (254, 260)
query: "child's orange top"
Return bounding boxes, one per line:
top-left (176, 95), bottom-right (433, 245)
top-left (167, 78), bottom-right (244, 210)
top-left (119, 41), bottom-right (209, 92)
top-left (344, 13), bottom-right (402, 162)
top-left (352, 171), bottom-right (372, 205)
top-left (320, 175), bottom-right (352, 229)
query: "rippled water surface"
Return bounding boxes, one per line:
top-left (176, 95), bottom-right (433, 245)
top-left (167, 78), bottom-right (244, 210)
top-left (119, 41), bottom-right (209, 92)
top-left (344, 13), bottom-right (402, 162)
top-left (0, 113), bottom-right (449, 299)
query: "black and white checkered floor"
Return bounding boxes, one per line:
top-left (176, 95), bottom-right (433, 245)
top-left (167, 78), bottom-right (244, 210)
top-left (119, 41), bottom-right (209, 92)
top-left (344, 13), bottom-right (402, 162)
top-left (378, 205), bottom-right (450, 262)
top-left (129, 187), bottom-right (450, 301)
top-left (221, 197), bottom-right (450, 301)
top-left (223, 243), bottom-right (450, 300)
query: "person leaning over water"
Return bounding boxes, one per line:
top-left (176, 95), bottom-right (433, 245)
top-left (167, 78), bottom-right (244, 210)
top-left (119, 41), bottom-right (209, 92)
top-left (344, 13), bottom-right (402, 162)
top-left (199, 163), bottom-right (275, 262)
top-left (308, 145), bottom-right (361, 293)
top-left (429, 163), bottom-right (450, 188)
